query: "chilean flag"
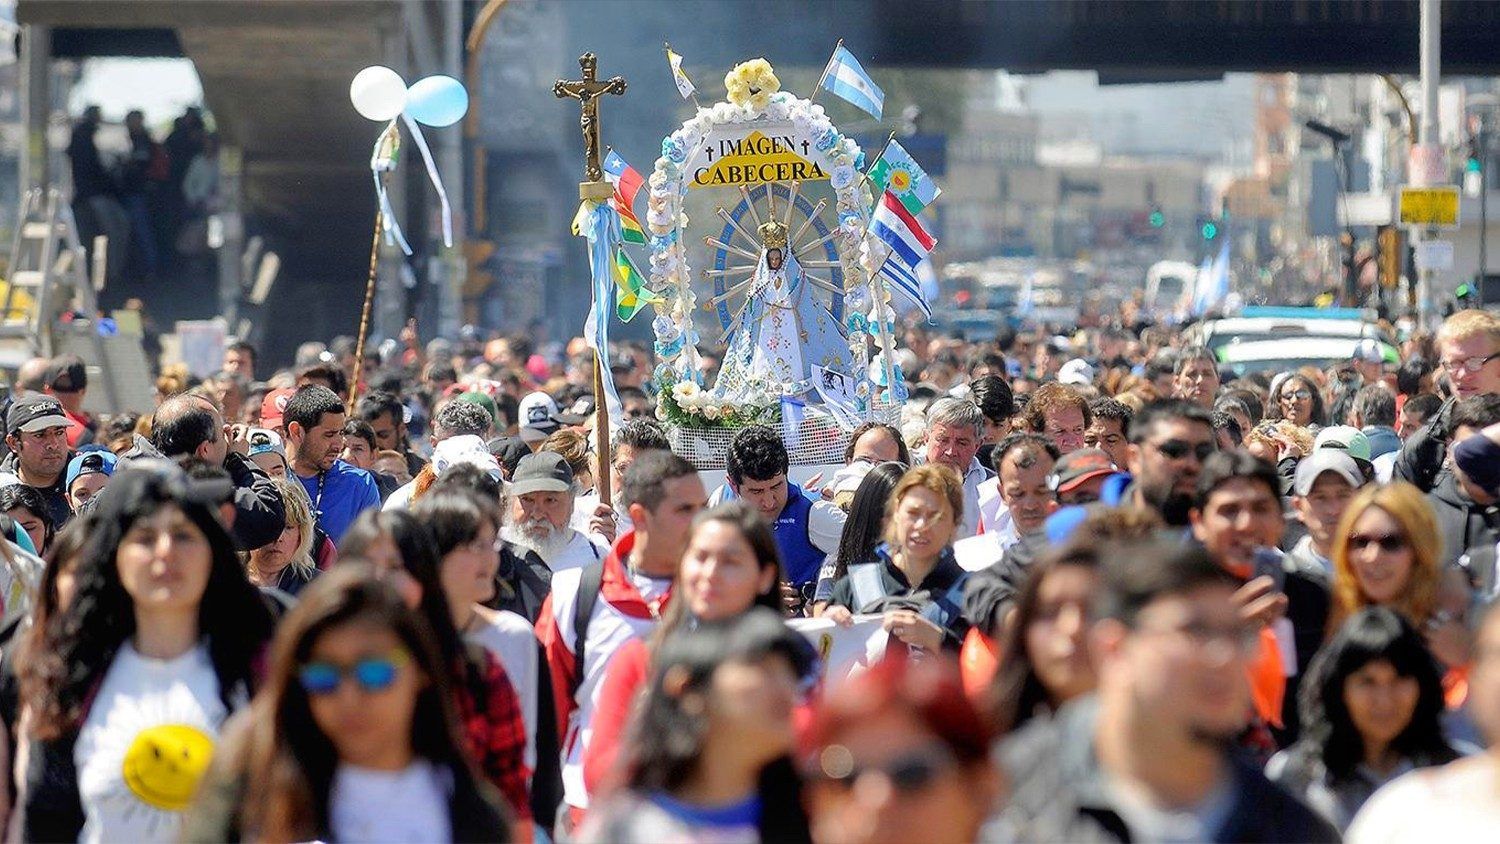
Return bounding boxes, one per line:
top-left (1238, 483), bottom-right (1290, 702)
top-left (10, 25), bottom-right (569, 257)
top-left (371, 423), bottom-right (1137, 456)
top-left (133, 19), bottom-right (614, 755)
top-left (870, 190), bottom-right (936, 268)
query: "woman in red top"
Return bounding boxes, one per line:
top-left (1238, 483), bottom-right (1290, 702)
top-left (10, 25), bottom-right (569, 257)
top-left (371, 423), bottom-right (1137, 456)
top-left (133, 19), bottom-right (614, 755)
top-left (583, 500), bottom-right (785, 796)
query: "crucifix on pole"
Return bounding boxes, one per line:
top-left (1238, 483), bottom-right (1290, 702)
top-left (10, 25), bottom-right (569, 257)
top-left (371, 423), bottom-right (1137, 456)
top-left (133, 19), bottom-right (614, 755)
top-left (555, 52), bottom-right (626, 507)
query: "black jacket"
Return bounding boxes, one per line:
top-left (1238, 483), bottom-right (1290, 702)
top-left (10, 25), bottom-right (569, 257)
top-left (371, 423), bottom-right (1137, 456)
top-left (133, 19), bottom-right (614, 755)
top-left (121, 436), bottom-right (286, 551)
top-left (963, 531), bottom-right (1049, 637)
top-left (1394, 397), bottom-right (1455, 493)
top-left (487, 540), bottom-right (552, 624)
top-left (988, 696), bottom-right (1340, 843)
top-left (1428, 473), bottom-right (1500, 570)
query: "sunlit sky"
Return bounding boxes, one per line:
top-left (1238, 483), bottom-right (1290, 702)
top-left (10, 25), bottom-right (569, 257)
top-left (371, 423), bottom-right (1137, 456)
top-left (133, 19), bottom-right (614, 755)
top-left (67, 58), bottom-right (203, 128)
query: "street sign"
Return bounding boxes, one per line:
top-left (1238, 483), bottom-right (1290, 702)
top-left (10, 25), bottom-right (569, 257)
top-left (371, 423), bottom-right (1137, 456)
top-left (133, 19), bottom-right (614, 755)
top-left (1414, 239), bottom-right (1454, 271)
top-left (1398, 186), bottom-right (1461, 229)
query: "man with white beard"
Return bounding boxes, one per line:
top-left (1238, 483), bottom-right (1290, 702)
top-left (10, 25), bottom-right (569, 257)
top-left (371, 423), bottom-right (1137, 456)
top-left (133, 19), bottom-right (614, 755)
top-left (503, 451), bottom-right (608, 576)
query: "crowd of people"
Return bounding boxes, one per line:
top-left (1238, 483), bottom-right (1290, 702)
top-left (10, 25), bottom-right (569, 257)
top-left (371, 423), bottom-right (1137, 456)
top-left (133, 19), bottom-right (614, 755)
top-left (0, 304), bottom-right (1493, 842)
top-left (66, 106), bottom-right (218, 291)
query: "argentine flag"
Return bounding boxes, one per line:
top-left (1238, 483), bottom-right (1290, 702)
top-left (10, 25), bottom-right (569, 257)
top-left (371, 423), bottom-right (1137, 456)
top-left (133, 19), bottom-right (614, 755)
top-left (821, 44), bottom-right (884, 120)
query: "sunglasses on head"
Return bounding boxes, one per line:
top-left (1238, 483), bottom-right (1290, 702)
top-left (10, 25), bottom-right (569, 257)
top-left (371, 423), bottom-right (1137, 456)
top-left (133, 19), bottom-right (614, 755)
top-left (816, 743), bottom-right (957, 793)
top-left (1154, 439), bottom-right (1215, 461)
top-left (298, 649), bottom-right (409, 696)
top-left (1348, 532), bottom-right (1407, 553)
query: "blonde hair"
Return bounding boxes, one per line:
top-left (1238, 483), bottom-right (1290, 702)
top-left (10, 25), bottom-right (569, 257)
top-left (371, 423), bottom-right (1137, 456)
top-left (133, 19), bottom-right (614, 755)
top-left (1436, 308), bottom-right (1500, 348)
top-left (541, 428), bottom-right (591, 479)
top-left (248, 478), bottom-right (317, 582)
top-left (884, 464), bottom-right (964, 546)
top-left (1330, 482), bottom-right (1440, 628)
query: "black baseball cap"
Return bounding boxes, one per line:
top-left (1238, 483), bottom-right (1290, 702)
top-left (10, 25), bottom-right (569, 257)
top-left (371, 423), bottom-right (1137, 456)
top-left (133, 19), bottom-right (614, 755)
top-left (509, 451), bottom-right (574, 496)
top-left (45, 354), bottom-right (87, 393)
top-left (7, 394), bottom-right (69, 435)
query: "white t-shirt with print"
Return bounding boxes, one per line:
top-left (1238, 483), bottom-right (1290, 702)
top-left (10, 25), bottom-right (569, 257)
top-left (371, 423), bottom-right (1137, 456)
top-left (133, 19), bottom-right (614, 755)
top-left (74, 642), bottom-right (234, 844)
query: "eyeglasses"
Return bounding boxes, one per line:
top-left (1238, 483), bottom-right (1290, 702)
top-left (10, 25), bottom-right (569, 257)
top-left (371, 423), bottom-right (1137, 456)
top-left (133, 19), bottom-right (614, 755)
top-left (298, 650), bottom-right (409, 696)
top-left (1441, 351), bottom-right (1500, 373)
top-left (1348, 532), bottom-right (1408, 553)
top-left (463, 534), bottom-right (505, 555)
top-left (815, 743), bottom-right (957, 793)
top-left (1152, 439), bottom-right (1215, 462)
top-left (1138, 619), bottom-right (1260, 656)
top-left (1283, 389), bottom-right (1312, 401)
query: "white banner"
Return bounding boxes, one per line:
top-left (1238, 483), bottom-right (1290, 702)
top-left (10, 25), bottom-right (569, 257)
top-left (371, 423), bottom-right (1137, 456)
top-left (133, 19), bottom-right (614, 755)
top-left (787, 614), bottom-right (888, 686)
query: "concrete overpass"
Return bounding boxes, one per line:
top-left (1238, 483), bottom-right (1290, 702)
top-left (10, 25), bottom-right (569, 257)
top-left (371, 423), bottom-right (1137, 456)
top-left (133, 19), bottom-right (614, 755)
top-left (16, 0), bottom-right (462, 367)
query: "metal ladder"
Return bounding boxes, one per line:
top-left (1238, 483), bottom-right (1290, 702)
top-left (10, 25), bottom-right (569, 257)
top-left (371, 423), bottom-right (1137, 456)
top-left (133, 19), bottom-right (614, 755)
top-left (3, 187), bottom-right (121, 408)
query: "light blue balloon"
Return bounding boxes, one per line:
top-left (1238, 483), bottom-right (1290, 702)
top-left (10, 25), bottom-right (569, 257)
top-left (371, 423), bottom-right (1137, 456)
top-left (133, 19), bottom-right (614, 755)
top-left (406, 75), bottom-right (469, 127)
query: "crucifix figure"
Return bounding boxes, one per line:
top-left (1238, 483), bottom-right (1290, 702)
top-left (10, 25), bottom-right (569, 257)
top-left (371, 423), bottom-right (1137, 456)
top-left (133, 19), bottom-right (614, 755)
top-left (554, 52), bottom-right (626, 186)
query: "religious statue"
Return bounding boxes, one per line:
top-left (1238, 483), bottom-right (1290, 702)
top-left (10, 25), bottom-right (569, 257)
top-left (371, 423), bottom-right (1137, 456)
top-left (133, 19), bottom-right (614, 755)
top-left (712, 217), bottom-right (855, 401)
top-left (553, 53), bottom-right (626, 186)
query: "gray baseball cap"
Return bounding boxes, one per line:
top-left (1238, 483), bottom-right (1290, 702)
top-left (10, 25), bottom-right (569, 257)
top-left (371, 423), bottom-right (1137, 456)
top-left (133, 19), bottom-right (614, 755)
top-left (509, 451), bottom-right (573, 496)
top-left (1292, 449), bottom-right (1363, 497)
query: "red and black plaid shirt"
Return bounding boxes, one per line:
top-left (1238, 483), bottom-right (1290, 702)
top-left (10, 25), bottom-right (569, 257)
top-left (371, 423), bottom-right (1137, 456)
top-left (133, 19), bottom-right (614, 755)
top-left (453, 651), bottom-right (532, 821)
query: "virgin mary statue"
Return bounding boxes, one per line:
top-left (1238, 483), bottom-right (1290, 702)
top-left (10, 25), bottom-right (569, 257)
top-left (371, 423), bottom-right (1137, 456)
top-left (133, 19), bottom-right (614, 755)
top-left (712, 218), bottom-right (855, 401)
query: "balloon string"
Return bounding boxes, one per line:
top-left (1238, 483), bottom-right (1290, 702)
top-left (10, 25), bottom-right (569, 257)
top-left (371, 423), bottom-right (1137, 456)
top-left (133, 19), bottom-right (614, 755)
top-left (370, 120), bottom-right (413, 255)
top-left (401, 112), bottom-right (454, 248)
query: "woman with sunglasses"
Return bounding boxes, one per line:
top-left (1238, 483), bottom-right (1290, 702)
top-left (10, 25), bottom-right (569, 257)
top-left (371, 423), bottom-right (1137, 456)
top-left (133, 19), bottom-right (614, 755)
top-left (182, 566), bottom-right (511, 842)
top-left (803, 655), bottom-right (996, 844)
top-left (17, 465), bottom-right (276, 842)
top-left (1269, 372), bottom-right (1327, 429)
top-left (404, 491), bottom-right (532, 826)
top-left (985, 543), bottom-right (1101, 736)
top-left (244, 478), bottom-right (321, 597)
top-left (584, 501), bottom-right (786, 796)
top-left (1267, 607), bottom-right (1462, 831)
top-left (1330, 483), bottom-right (1472, 670)
top-left (580, 608), bottom-right (814, 844)
top-left (811, 462), bottom-right (906, 616)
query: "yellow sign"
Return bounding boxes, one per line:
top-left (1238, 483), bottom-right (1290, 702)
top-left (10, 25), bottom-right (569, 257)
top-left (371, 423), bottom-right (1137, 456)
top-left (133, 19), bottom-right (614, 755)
top-left (689, 130), bottom-right (829, 189)
top-left (1398, 186), bottom-right (1460, 228)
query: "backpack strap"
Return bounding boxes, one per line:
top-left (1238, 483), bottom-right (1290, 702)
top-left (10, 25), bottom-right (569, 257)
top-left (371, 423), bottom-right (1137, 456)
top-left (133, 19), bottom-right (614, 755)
top-left (848, 562), bottom-right (889, 614)
top-left (569, 561), bottom-right (606, 702)
top-left (919, 571), bottom-right (972, 632)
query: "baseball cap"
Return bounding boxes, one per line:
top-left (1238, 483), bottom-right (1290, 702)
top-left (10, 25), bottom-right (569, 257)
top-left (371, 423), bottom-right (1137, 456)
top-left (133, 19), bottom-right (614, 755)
top-left (557, 395), bottom-right (596, 426)
top-left (518, 391), bottom-right (563, 442)
top-left (1046, 448), bottom-right (1118, 494)
top-left (509, 451), bottom-right (573, 496)
top-left (7, 394), bottom-right (69, 435)
top-left (431, 434), bottom-right (502, 481)
top-left (1292, 449), bottom-right (1363, 496)
top-left (1314, 425), bottom-right (1372, 462)
top-left (65, 449), bottom-right (117, 489)
top-left (453, 391), bottom-right (500, 429)
top-left (1057, 358), bottom-right (1097, 387)
top-left (1352, 338), bottom-right (1384, 364)
top-left (246, 427), bottom-right (286, 460)
top-left (45, 354), bottom-right (87, 393)
top-left (259, 388), bottom-right (296, 430)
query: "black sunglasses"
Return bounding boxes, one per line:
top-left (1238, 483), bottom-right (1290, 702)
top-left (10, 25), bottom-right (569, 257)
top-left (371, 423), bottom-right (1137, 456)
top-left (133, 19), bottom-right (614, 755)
top-left (1349, 532), bottom-right (1408, 553)
top-left (1153, 439), bottom-right (1215, 462)
top-left (816, 743), bottom-right (957, 793)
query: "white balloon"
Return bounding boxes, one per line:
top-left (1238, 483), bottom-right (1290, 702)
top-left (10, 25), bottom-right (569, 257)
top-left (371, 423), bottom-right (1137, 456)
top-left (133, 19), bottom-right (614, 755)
top-left (350, 66), bottom-right (408, 122)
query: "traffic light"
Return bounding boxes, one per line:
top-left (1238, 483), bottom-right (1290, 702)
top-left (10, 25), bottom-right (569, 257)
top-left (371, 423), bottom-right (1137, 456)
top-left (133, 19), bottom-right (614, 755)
top-left (1457, 282), bottom-right (1475, 301)
top-left (1199, 217), bottom-right (1220, 241)
top-left (1377, 225), bottom-right (1401, 289)
top-left (1148, 206), bottom-right (1165, 228)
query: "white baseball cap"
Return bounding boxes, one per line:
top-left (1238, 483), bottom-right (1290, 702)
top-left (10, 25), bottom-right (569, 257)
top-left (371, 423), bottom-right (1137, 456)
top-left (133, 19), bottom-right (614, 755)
top-left (1058, 358), bottom-right (1097, 387)
top-left (517, 391), bottom-right (562, 442)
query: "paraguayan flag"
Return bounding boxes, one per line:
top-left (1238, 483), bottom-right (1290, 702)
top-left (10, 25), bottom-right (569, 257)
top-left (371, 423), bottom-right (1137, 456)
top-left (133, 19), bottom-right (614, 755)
top-left (820, 44), bottom-right (884, 120)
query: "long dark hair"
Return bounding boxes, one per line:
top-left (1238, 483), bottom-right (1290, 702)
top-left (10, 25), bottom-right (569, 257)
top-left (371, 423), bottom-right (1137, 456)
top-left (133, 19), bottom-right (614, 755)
top-left (652, 501), bottom-right (785, 647)
top-left (986, 543), bottom-right (1100, 735)
top-left (232, 566), bottom-right (506, 841)
top-left (23, 465), bottom-right (276, 739)
top-left (1269, 373), bottom-right (1327, 427)
top-left (339, 509), bottom-right (480, 701)
top-left (0, 484), bottom-right (55, 553)
top-left (1297, 607), bottom-right (1458, 781)
top-left (830, 462), bottom-right (906, 583)
top-left (626, 609), bottom-right (813, 843)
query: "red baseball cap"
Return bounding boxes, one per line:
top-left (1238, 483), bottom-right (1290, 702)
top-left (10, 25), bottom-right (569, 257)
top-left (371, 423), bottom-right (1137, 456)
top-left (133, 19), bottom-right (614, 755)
top-left (259, 387), bottom-right (296, 430)
top-left (1046, 448), bottom-right (1118, 494)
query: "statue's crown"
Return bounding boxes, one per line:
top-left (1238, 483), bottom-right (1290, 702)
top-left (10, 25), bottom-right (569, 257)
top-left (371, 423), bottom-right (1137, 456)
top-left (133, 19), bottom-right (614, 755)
top-left (758, 219), bottom-right (788, 249)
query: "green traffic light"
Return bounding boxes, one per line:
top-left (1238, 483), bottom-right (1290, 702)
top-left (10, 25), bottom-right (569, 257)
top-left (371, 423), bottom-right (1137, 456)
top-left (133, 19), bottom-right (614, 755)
top-left (1467, 158), bottom-right (1482, 173)
top-left (1149, 211), bottom-right (1165, 228)
top-left (1457, 283), bottom-right (1474, 298)
top-left (1201, 221), bottom-right (1219, 240)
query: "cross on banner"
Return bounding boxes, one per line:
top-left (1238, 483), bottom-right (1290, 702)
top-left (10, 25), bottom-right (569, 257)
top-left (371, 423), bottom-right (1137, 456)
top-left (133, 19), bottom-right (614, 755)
top-left (554, 52), bottom-right (627, 196)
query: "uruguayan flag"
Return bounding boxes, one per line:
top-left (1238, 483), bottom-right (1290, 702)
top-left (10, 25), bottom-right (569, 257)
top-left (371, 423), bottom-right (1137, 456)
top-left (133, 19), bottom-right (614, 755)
top-left (821, 45), bottom-right (884, 119)
top-left (879, 258), bottom-right (932, 320)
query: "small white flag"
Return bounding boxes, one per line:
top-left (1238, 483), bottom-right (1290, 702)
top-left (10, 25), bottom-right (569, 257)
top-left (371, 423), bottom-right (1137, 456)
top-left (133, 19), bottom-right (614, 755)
top-left (666, 46), bottom-right (695, 100)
